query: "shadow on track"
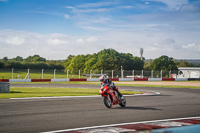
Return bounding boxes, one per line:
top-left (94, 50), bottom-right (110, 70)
top-left (115, 106), bottom-right (161, 110)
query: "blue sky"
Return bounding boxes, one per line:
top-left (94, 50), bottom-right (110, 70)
top-left (0, 0), bottom-right (200, 60)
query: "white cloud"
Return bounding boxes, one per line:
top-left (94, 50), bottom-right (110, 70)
top-left (145, 0), bottom-right (188, 10)
top-left (4, 36), bottom-right (25, 45)
top-left (64, 14), bottom-right (70, 19)
top-left (182, 43), bottom-right (195, 48)
top-left (66, 6), bottom-right (75, 9)
top-left (0, 29), bottom-right (200, 60)
top-left (182, 43), bottom-right (200, 51)
top-left (47, 38), bottom-right (66, 45)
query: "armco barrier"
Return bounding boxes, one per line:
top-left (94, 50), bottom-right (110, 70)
top-left (110, 78), bottom-right (119, 81)
top-left (87, 78), bottom-right (99, 81)
top-left (0, 78), bottom-right (194, 82)
top-left (9, 79), bottom-right (31, 82)
top-left (148, 78), bottom-right (162, 81)
top-left (0, 79), bottom-right (9, 82)
top-left (119, 78), bottom-right (134, 81)
top-left (31, 79), bottom-right (51, 82)
top-left (51, 79), bottom-right (69, 82)
top-left (134, 78), bottom-right (148, 81)
top-left (175, 78), bottom-right (188, 81)
top-left (188, 78), bottom-right (200, 81)
top-left (69, 78), bottom-right (87, 81)
top-left (162, 78), bottom-right (175, 81)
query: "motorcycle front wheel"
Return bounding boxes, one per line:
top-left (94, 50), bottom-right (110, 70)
top-left (119, 97), bottom-right (126, 107)
top-left (103, 95), bottom-right (112, 108)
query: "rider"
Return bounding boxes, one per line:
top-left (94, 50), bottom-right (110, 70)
top-left (99, 75), bottom-right (124, 99)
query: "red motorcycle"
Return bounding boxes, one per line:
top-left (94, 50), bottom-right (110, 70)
top-left (99, 84), bottom-right (126, 108)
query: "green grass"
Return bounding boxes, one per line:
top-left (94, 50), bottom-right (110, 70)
top-left (53, 81), bottom-right (200, 89)
top-left (10, 81), bottom-right (200, 89)
top-left (0, 87), bottom-right (142, 99)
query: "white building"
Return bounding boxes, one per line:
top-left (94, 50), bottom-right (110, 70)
top-left (178, 67), bottom-right (200, 78)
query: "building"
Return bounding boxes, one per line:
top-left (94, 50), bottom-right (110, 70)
top-left (177, 67), bottom-right (200, 78)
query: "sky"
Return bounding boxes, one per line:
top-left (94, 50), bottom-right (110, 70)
top-left (0, 0), bottom-right (200, 60)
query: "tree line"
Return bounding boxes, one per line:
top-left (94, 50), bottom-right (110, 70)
top-left (63, 49), bottom-right (144, 74)
top-left (0, 55), bottom-right (64, 69)
top-left (0, 49), bottom-right (197, 73)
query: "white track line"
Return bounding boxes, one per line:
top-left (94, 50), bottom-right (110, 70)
top-left (41, 116), bottom-right (200, 133)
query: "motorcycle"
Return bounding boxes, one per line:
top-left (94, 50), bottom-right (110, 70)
top-left (99, 84), bottom-right (126, 108)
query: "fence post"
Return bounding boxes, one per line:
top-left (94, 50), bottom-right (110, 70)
top-left (112, 70), bottom-right (114, 78)
top-left (90, 70), bottom-right (92, 79)
top-left (67, 69), bottom-right (69, 79)
top-left (101, 70), bottom-right (103, 75)
top-left (121, 66), bottom-right (123, 78)
top-left (28, 69), bottom-right (30, 79)
top-left (42, 69), bottom-right (44, 79)
top-left (54, 69), bottom-right (56, 79)
top-left (142, 70), bottom-right (143, 78)
top-left (79, 69), bottom-right (80, 79)
top-left (12, 68), bottom-right (14, 79)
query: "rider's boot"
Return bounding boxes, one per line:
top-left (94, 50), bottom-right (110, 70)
top-left (115, 88), bottom-right (124, 100)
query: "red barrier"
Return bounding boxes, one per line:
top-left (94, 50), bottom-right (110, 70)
top-left (69, 78), bottom-right (87, 81)
top-left (31, 79), bottom-right (51, 82)
top-left (134, 78), bottom-right (148, 81)
top-left (0, 79), bottom-right (9, 82)
top-left (110, 78), bottom-right (119, 81)
top-left (162, 78), bottom-right (175, 81)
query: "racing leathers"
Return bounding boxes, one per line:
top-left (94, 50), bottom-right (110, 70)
top-left (101, 78), bottom-right (123, 97)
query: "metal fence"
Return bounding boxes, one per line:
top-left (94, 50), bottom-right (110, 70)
top-left (0, 68), bottom-right (180, 79)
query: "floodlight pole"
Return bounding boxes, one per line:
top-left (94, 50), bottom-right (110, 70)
top-left (151, 70), bottom-right (153, 78)
top-left (132, 70), bottom-right (134, 79)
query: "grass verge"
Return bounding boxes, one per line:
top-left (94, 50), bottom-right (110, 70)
top-left (0, 87), bottom-right (142, 99)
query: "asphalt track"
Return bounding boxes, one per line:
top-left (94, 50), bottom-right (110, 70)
top-left (0, 83), bottom-right (200, 133)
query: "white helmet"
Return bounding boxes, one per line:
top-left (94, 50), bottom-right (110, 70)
top-left (99, 75), bottom-right (106, 82)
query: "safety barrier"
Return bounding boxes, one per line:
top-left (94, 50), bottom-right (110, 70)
top-left (0, 78), bottom-right (194, 82)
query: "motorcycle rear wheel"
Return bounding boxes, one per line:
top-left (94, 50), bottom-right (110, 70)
top-left (119, 97), bottom-right (126, 107)
top-left (103, 95), bottom-right (112, 108)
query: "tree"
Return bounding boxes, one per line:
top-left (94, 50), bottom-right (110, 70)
top-left (25, 55), bottom-right (46, 62)
top-left (13, 56), bottom-right (23, 61)
top-left (0, 61), bottom-right (4, 68)
top-left (67, 55), bottom-right (86, 74)
top-left (176, 60), bottom-right (194, 67)
top-left (2, 57), bottom-right (8, 62)
top-left (63, 55), bottom-right (75, 70)
top-left (64, 48), bottom-right (145, 74)
top-left (150, 55), bottom-right (178, 71)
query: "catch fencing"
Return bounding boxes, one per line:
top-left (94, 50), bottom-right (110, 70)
top-left (0, 68), bottom-right (179, 79)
